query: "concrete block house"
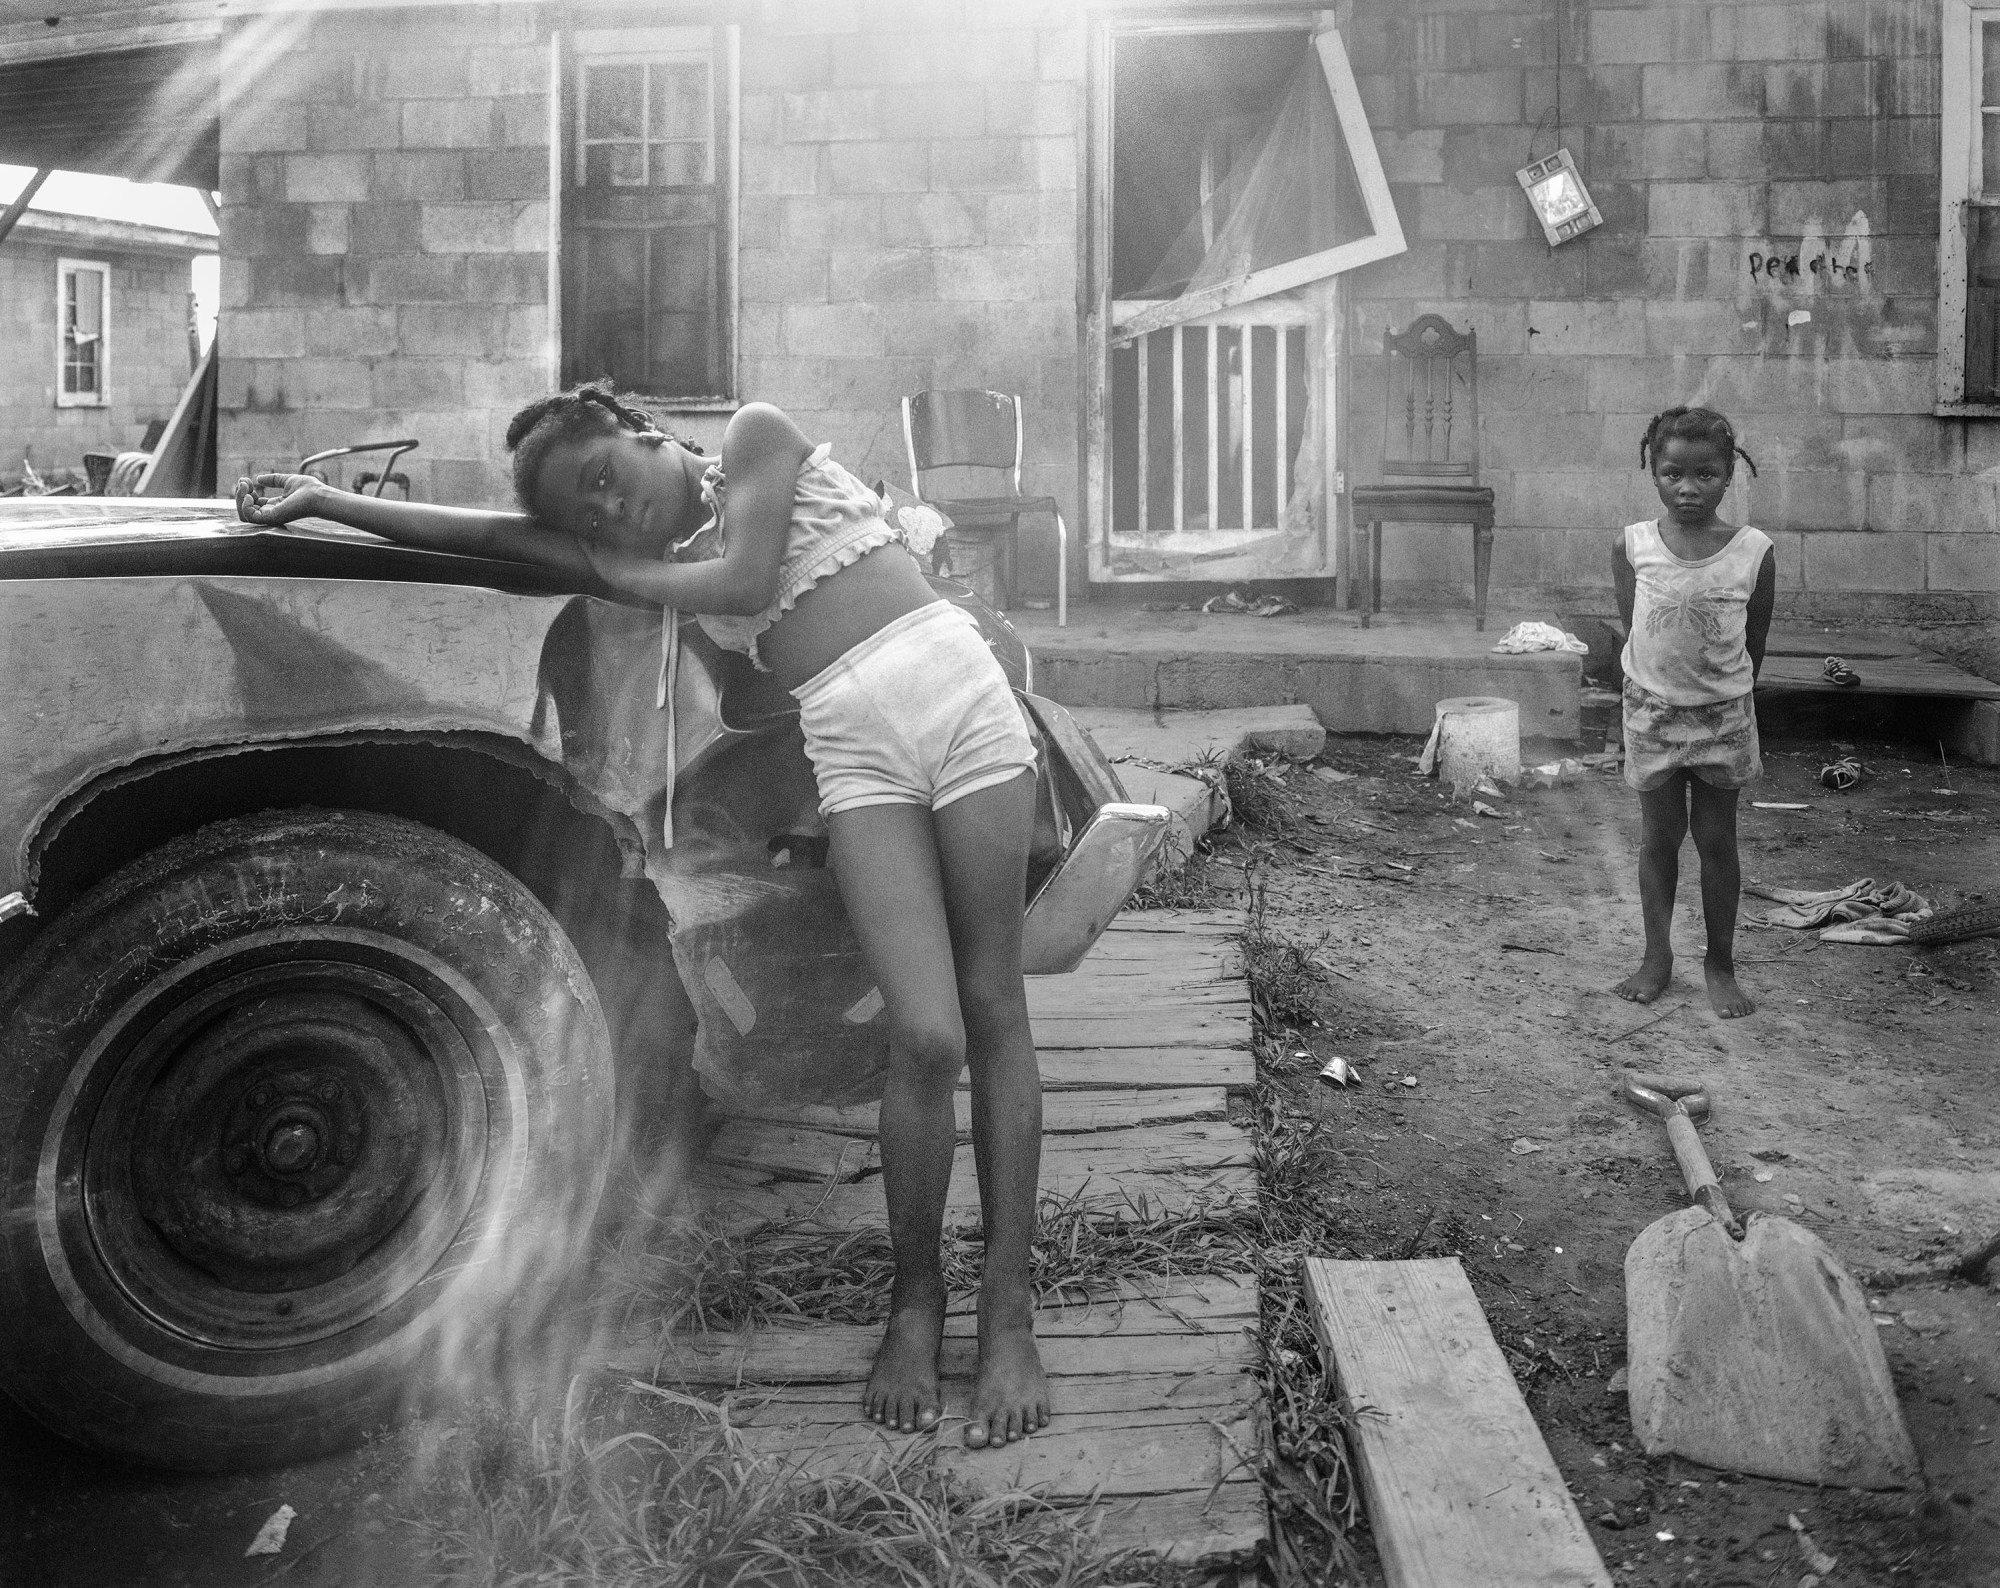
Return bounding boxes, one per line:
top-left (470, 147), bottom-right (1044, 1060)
top-left (2, 0), bottom-right (1994, 663)
top-left (0, 210), bottom-right (213, 486)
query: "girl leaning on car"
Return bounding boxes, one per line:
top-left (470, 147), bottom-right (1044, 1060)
top-left (238, 386), bottom-right (1049, 1449)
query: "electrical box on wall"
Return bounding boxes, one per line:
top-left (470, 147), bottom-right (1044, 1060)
top-left (1515, 149), bottom-right (1602, 246)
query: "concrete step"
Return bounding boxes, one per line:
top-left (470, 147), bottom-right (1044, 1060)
top-left (1016, 607), bottom-right (1582, 740)
top-left (1070, 704), bottom-right (1326, 858)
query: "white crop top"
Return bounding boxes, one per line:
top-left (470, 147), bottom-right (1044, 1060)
top-left (652, 442), bottom-right (943, 847)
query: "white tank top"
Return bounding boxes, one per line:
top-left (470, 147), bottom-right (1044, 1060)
top-left (1620, 519), bottom-right (1772, 705)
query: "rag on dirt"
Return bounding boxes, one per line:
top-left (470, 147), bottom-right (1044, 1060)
top-left (1746, 877), bottom-right (1932, 944)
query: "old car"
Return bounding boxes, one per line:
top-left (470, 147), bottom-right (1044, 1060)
top-left (0, 493), bottom-right (1168, 1471)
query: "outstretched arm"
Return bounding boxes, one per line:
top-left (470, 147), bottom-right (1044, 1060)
top-left (236, 474), bottom-right (597, 581)
top-left (1745, 546), bottom-right (1776, 680)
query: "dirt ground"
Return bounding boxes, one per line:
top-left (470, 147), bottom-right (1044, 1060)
top-left (1218, 720), bottom-right (2000, 1588)
top-left (1, 718), bottom-right (1995, 1588)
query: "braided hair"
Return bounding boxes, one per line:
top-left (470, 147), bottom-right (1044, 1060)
top-left (503, 381), bottom-right (701, 517)
top-left (1639, 406), bottom-right (1758, 477)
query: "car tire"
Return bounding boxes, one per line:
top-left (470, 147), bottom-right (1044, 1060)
top-left (0, 809), bottom-right (614, 1471)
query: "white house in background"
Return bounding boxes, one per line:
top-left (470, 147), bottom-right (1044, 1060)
top-left (0, 210), bottom-right (214, 485)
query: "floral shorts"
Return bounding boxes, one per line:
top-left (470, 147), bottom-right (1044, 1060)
top-left (1622, 680), bottom-right (1762, 793)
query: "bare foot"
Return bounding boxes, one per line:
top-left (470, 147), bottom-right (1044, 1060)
top-left (1703, 955), bottom-right (1755, 1018)
top-left (862, 1282), bottom-right (944, 1434)
top-left (1615, 951), bottom-right (1674, 1004)
top-left (965, 1314), bottom-right (1048, 1449)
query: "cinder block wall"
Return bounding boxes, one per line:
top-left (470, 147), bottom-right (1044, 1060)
top-left (1343, 0), bottom-right (1993, 633)
top-left (215, 0), bottom-right (1084, 598)
top-left (0, 232), bottom-right (199, 477)
top-left (215, 5), bottom-right (552, 503)
top-left (739, 0), bottom-right (1082, 595)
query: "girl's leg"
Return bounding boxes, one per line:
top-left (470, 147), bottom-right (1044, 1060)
top-left (931, 771), bottom-right (1046, 1449)
top-left (1616, 773), bottom-right (1691, 1003)
top-left (826, 802), bottom-right (967, 1434)
top-left (1687, 780), bottom-right (1754, 1017)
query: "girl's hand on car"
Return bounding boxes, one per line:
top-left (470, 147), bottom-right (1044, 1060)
top-left (235, 473), bottom-right (323, 527)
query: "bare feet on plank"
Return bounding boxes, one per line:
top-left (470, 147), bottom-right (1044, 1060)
top-left (862, 1280), bottom-right (944, 1434)
top-left (965, 1296), bottom-right (1048, 1448)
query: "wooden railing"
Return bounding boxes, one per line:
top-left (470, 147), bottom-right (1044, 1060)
top-left (1108, 297), bottom-right (1313, 545)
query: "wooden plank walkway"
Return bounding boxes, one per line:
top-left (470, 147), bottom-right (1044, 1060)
top-left (608, 909), bottom-right (1265, 1564)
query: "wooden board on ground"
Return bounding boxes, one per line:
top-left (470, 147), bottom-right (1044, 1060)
top-left (622, 1273), bottom-right (1266, 1563)
top-left (694, 1159), bottom-right (1257, 1232)
top-left (1758, 653), bottom-right (2000, 701)
top-left (656, 910), bottom-right (1264, 1565)
top-left (1037, 1046), bottom-right (1254, 1089)
top-left (1305, 1257), bottom-right (1612, 1588)
top-left (727, 1085), bottom-right (1232, 1140)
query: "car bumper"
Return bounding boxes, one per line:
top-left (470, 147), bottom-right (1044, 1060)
top-left (1017, 693), bottom-right (1172, 975)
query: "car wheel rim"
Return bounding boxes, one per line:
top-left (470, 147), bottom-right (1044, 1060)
top-left (59, 933), bottom-right (497, 1355)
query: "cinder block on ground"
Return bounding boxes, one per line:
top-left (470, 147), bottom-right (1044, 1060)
top-left (1945, 699), bottom-right (2000, 767)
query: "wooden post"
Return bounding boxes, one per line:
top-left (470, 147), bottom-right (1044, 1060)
top-left (0, 169), bottom-right (51, 250)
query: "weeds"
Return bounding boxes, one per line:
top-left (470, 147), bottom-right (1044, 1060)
top-left (1130, 829), bottom-right (1221, 910)
top-left (605, 1186), bottom-right (1262, 1341)
top-left (418, 1383), bottom-right (1196, 1587)
top-left (1223, 755), bottom-right (1298, 835)
top-left (1253, 1290), bottom-right (1368, 1587)
top-left (1241, 884), bottom-right (1338, 1042)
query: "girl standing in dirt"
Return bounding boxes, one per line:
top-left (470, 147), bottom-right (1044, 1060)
top-left (1612, 406), bottom-right (1775, 1019)
top-left (237, 387), bottom-right (1049, 1449)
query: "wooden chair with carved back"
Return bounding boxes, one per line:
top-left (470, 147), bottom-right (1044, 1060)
top-left (1349, 314), bottom-right (1495, 629)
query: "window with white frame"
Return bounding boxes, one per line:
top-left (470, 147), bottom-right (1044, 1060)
top-left (561, 26), bottom-right (738, 404)
top-left (57, 258), bottom-right (109, 407)
top-left (1939, 0), bottom-right (2000, 411)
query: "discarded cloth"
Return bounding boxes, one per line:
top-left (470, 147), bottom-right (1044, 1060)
top-left (1201, 588), bottom-right (1301, 617)
top-left (1491, 620), bottom-right (1588, 655)
top-left (1745, 877), bottom-right (1932, 944)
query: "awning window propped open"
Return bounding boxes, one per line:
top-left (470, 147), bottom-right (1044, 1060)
top-left (1112, 30), bottom-right (1404, 346)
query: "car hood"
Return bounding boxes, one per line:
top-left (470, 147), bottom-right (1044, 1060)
top-left (0, 497), bottom-right (594, 596)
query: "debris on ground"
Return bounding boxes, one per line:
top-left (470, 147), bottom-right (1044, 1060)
top-left (1490, 620), bottom-right (1589, 655)
top-left (1747, 877), bottom-right (1932, 943)
top-left (245, 1505), bottom-right (296, 1557)
top-left (1200, 587), bottom-right (1301, 617)
top-left (1789, 1513), bottom-right (1839, 1578)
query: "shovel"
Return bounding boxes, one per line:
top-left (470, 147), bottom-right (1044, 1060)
top-left (1621, 1072), bottom-right (1921, 1489)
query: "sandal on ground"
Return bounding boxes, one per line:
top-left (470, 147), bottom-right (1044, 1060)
top-left (1822, 656), bottom-right (1862, 686)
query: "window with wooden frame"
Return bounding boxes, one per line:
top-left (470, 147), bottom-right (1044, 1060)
top-left (57, 258), bottom-right (109, 407)
top-left (1940, 0), bottom-right (2000, 412)
top-left (559, 26), bottom-right (739, 406)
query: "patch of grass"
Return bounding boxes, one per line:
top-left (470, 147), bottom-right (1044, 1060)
top-left (1223, 755), bottom-right (1299, 835)
top-left (1254, 1289), bottom-right (1368, 1587)
top-left (1129, 829), bottom-right (1222, 911)
top-left (417, 1384), bottom-right (1198, 1588)
top-left (605, 1187), bottom-right (1261, 1340)
top-left (1241, 886), bottom-right (1338, 1042)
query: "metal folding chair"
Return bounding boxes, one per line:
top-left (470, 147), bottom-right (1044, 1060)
top-left (901, 389), bottom-right (1067, 627)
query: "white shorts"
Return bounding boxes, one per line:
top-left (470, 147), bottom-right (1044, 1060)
top-left (791, 600), bottom-right (1037, 817)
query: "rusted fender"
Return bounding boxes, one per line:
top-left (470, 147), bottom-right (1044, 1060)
top-left (0, 575), bottom-right (711, 900)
